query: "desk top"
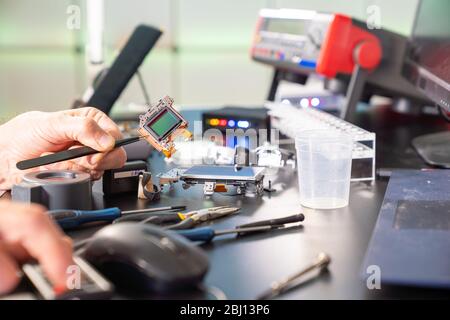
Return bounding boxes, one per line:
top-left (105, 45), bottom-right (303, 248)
top-left (13, 105), bottom-right (442, 300)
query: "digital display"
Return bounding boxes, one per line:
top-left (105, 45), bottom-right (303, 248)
top-left (148, 110), bottom-right (181, 138)
top-left (182, 165), bottom-right (263, 179)
top-left (265, 18), bottom-right (305, 35)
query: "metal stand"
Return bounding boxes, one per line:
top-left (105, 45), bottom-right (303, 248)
top-left (340, 64), bottom-right (369, 122)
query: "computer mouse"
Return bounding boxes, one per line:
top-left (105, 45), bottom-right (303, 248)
top-left (82, 223), bottom-right (209, 293)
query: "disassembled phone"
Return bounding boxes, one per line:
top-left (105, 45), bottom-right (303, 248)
top-left (22, 256), bottom-right (113, 300)
top-left (138, 95), bottom-right (192, 158)
top-left (179, 165), bottom-right (265, 196)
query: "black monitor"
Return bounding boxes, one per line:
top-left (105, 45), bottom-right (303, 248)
top-left (403, 0), bottom-right (450, 168)
top-left (403, 0), bottom-right (450, 111)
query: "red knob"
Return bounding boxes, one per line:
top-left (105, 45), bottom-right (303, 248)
top-left (354, 40), bottom-right (382, 69)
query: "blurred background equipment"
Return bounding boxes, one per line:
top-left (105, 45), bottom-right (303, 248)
top-left (202, 107), bottom-right (270, 148)
top-left (0, 0), bottom-right (424, 121)
top-left (267, 101), bottom-right (376, 181)
top-left (251, 8), bottom-right (429, 122)
top-left (402, 0), bottom-right (450, 168)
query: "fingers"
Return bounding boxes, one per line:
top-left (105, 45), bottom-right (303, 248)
top-left (0, 201), bottom-right (74, 291)
top-left (41, 146), bottom-right (127, 175)
top-left (50, 113), bottom-right (115, 152)
top-left (84, 147), bottom-right (127, 171)
top-left (63, 107), bottom-right (123, 140)
top-left (0, 247), bottom-right (20, 295)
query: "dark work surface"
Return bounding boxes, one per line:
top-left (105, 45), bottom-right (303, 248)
top-left (23, 105), bottom-right (450, 299)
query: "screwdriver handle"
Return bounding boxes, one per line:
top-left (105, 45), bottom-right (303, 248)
top-left (16, 136), bottom-right (141, 170)
top-left (174, 227), bottom-right (216, 242)
top-left (237, 214), bottom-right (305, 228)
top-left (48, 207), bottom-right (122, 230)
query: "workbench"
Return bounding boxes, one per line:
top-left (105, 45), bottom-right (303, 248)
top-left (15, 104), bottom-right (450, 299)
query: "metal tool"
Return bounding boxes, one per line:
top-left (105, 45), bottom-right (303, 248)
top-left (236, 214), bottom-right (305, 228)
top-left (175, 225), bottom-right (283, 242)
top-left (113, 211), bottom-right (186, 224)
top-left (166, 206), bottom-right (240, 230)
top-left (23, 256), bottom-right (113, 300)
top-left (48, 205), bottom-right (186, 230)
top-left (16, 136), bottom-right (142, 171)
top-left (256, 252), bottom-right (331, 300)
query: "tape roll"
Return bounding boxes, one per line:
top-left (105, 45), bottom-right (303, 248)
top-left (12, 170), bottom-right (92, 210)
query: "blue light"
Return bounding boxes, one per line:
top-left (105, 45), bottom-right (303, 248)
top-left (311, 97), bottom-right (320, 107)
top-left (298, 59), bottom-right (317, 68)
top-left (228, 120), bottom-right (236, 127)
top-left (237, 120), bottom-right (250, 129)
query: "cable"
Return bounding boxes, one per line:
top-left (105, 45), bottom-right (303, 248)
top-left (136, 69), bottom-right (151, 105)
top-left (437, 104), bottom-right (450, 123)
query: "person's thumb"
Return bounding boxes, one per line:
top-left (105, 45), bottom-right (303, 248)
top-left (51, 114), bottom-right (115, 152)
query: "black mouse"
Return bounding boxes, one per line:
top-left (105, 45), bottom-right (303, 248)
top-left (82, 223), bottom-right (209, 293)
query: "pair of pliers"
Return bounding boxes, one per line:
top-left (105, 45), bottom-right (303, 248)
top-left (165, 206), bottom-right (240, 230)
top-left (113, 211), bottom-right (190, 225)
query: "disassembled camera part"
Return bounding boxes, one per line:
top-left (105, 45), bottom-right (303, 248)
top-left (179, 165), bottom-right (265, 196)
top-left (138, 95), bottom-right (192, 158)
top-left (103, 160), bottom-right (148, 197)
top-left (254, 142), bottom-right (284, 168)
top-left (156, 168), bottom-right (187, 189)
top-left (137, 172), bottom-right (161, 201)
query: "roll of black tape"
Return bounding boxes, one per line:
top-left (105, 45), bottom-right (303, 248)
top-left (12, 170), bottom-right (92, 210)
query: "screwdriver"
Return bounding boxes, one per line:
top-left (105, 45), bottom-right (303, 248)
top-left (48, 205), bottom-right (186, 230)
top-left (256, 252), bottom-right (331, 300)
top-left (236, 214), bottom-right (304, 228)
top-left (174, 225), bottom-right (284, 242)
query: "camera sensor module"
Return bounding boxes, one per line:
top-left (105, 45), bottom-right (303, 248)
top-left (138, 96), bottom-right (192, 157)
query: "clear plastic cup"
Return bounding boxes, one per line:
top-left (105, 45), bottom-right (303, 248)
top-left (295, 130), bottom-right (353, 209)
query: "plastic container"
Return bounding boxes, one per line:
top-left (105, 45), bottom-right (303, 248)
top-left (295, 130), bottom-right (353, 209)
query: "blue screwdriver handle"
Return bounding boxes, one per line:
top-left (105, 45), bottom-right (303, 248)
top-left (48, 207), bottom-right (122, 230)
top-left (175, 227), bottom-right (216, 242)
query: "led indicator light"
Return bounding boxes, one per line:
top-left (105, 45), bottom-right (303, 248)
top-left (227, 120), bottom-right (236, 127)
top-left (219, 119), bottom-right (227, 126)
top-left (237, 120), bottom-right (250, 129)
top-left (209, 118), bottom-right (219, 126)
top-left (311, 98), bottom-right (320, 107)
top-left (300, 98), bottom-right (309, 108)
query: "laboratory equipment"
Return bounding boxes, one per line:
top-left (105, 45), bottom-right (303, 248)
top-left (295, 130), bottom-right (353, 209)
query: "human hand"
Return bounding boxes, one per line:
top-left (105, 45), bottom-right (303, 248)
top-left (0, 107), bottom-right (127, 190)
top-left (0, 201), bottom-right (74, 295)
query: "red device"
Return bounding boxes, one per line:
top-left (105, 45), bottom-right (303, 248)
top-left (317, 14), bottom-right (382, 77)
top-left (250, 9), bottom-right (398, 121)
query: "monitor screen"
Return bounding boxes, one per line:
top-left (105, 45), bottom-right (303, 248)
top-left (404, 0), bottom-right (450, 110)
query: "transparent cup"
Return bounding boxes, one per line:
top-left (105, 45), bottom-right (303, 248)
top-left (295, 130), bottom-right (353, 209)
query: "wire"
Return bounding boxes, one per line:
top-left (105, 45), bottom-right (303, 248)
top-left (437, 104), bottom-right (450, 123)
top-left (136, 69), bottom-right (151, 106)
